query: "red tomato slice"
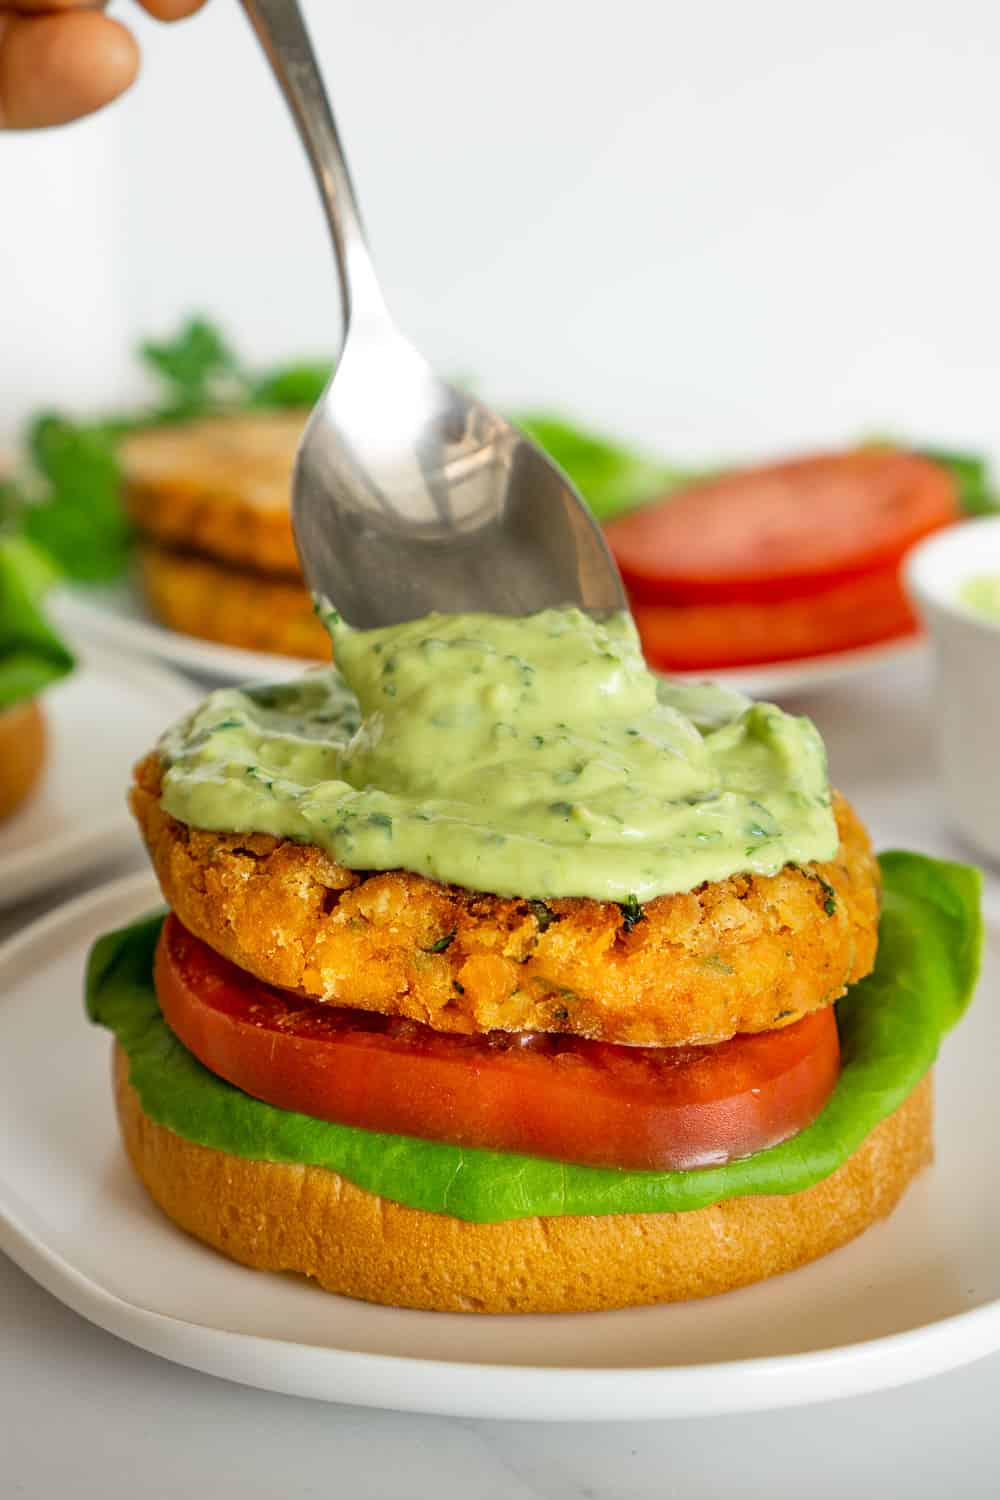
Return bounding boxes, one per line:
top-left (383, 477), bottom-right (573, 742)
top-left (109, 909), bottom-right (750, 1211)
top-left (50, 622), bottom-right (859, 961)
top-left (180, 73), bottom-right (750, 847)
top-left (155, 915), bottom-right (840, 1172)
top-left (633, 561), bottom-right (919, 671)
top-left (606, 451), bottom-right (958, 605)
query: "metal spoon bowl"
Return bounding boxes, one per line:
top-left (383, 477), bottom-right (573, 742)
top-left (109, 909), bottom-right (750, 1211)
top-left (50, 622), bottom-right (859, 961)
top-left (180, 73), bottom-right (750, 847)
top-left (241, 0), bottom-right (625, 628)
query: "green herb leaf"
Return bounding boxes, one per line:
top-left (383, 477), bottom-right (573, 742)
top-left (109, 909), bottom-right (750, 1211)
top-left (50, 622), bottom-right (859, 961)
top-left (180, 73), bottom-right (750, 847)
top-left (618, 894), bottom-right (645, 933)
top-left (816, 872), bottom-right (838, 916)
top-left (21, 415), bottom-right (129, 582)
top-left (789, 862), bottom-right (837, 916)
top-left (249, 361), bottom-right (333, 410)
top-left (527, 899), bottom-right (558, 933)
top-left (425, 931), bottom-right (456, 954)
top-left (140, 317), bottom-right (247, 417)
top-left (0, 473), bottom-right (23, 531)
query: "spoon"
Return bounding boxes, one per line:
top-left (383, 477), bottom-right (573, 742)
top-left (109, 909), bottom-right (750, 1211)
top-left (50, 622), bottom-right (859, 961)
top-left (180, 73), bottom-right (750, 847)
top-left (240, 0), bottom-right (625, 628)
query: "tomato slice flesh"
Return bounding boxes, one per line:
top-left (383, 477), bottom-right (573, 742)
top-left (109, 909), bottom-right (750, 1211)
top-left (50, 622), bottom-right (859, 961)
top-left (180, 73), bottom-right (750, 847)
top-left (155, 916), bottom-right (841, 1171)
top-left (605, 451), bottom-right (958, 605)
top-left (633, 561), bottom-right (919, 670)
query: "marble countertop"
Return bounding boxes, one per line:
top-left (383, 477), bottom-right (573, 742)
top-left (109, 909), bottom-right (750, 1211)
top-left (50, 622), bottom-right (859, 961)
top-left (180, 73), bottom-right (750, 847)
top-left (4, 647), bottom-right (1000, 1497)
top-left (5, 1246), bottom-right (1000, 1499)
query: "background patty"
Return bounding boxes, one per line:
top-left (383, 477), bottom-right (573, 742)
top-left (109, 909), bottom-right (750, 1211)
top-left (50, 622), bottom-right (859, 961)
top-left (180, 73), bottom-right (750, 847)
top-left (137, 544), bottom-right (330, 660)
top-left (121, 410), bottom-right (304, 576)
top-left (132, 755), bottom-right (879, 1046)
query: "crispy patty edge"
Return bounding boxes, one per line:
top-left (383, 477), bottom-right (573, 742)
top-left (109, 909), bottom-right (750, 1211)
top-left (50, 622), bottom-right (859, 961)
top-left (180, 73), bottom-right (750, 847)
top-left (130, 753), bottom-right (880, 1047)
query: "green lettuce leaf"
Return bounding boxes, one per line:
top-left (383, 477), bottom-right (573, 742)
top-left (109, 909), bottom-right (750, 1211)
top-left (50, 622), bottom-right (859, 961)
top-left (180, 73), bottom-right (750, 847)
top-left (0, 474), bottom-right (21, 532)
top-left (86, 851), bottom-right (981, 1223)
top-left (0, 535), bottom-right (75, 709)
top-left (511, 412), bottom-right (697, 522)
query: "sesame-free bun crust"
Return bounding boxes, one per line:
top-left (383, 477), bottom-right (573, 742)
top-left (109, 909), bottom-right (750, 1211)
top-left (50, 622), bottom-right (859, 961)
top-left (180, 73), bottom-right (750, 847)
top-left (0, 699), bottom-right (46, 822)
top-left (137, 544), bottom-right (330, 661)
top-left (131, 754), bottom-right (880, 1047)
top-left (114, 1045), bottom-right (932, 1314)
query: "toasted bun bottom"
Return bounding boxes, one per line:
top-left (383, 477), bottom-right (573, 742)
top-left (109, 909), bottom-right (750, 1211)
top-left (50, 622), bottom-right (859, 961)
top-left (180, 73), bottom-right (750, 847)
top-left (0, 699), bottom-right (46, 822)
top-left (114, 1044), bottom-right (932, 1314)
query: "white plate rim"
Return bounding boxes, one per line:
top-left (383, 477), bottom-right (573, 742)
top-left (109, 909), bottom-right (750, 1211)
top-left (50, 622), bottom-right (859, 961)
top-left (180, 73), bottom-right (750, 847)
top-left (50, 581), bottom-right (920, 697)
top-left (669, 634), bottom-right (920, 696)
top-left (1, 871), bottom-right (999, 1422)
top-left (50, 585), bottom-right (311, 684)
top-left (0, 646), bottom-right (196, 905)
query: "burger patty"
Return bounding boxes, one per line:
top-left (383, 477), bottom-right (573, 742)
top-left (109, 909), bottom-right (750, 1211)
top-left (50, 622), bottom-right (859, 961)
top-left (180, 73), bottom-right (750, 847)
top-left (132, 754), bottom-right (879, 1047)
top-left (136, 543), bottom-right (331, 661)
top-left (120, 410), bottom-right (304, 576)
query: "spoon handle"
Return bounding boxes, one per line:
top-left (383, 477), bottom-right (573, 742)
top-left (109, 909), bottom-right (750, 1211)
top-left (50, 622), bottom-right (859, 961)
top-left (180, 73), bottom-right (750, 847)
top-left (240, 0), bottom-right (386, 332)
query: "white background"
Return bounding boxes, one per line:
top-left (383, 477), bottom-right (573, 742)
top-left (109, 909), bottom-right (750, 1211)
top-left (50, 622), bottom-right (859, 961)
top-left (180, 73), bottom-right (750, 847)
top-left (2, 0), bottom-right (999, 465)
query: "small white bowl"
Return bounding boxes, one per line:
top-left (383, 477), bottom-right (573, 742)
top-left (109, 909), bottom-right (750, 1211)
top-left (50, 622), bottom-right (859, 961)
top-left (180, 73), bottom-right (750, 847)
top-left (905, 516), bottom-right (1000, 863)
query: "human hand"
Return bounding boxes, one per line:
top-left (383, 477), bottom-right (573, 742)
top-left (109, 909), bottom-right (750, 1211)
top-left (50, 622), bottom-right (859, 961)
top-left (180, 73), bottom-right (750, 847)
top-left (0, 1), bottom-right (208, 128)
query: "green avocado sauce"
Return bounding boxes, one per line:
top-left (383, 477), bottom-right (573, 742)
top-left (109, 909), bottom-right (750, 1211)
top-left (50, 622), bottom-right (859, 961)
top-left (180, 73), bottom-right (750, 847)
top-left (959, 572), bottom-right (1000, 622)
top-left (158, 607), bottom-right (837, 903)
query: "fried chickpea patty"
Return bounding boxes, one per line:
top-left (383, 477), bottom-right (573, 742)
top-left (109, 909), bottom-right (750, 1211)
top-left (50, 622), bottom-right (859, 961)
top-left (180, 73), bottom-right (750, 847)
top-left (131, 755), bottom-right (879, 1047)
top-left (120, 411), bottom-right (304, 576)
top-left (137, 544), bottom-right (331, 661)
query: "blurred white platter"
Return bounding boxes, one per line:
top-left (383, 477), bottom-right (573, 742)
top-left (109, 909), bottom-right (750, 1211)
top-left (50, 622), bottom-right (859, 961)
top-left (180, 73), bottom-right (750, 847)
top-left (670, 634), bottom-right (919, 699)
top-left (0, 646), bottom-right (196, 911)
top-left (50, 582), bottom-right (312, 686)
top-left (0, 872), bottom-right (997, 1421)
top-left (51, 579), bottom-right (918, 699)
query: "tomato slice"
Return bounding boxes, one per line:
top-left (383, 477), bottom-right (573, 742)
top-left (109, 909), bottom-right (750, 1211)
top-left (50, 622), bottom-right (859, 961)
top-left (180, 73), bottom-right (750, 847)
top-left (155, 916), bottom-right (841, 1172)
top-left (606, 451), bottom-right (958, 605)
top-left (633, 561), bottom-right (919, 670)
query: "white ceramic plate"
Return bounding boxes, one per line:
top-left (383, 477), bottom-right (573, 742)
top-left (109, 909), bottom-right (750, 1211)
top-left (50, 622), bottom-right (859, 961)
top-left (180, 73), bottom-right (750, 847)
top-left (1, 872), bottom-right (997, 1421)
top-left (50, 578), bottom-right (917, 698)
top-left (670, 634), bottom-right (919, 699)
top-left (49, 581), bottom-right (310, 685)
top-left (0, 649), bottom-right (196, 911)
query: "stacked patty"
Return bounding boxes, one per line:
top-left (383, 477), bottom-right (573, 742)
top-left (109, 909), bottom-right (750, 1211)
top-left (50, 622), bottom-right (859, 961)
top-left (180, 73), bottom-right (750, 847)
top-left (121, 411), bottom-right (330, 660)
top-left (132, 756), bottom-right (878, 1046)
top-left (116, 754), bottom-right (935, 1314)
